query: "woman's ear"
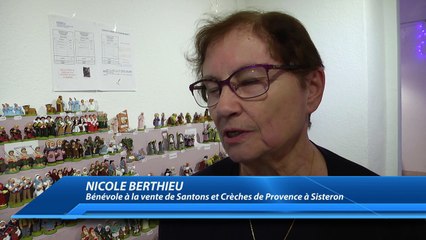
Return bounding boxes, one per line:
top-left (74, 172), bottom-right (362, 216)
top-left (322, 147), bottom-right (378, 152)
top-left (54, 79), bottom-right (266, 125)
top-left (306, 67), bottom-right (325, 114)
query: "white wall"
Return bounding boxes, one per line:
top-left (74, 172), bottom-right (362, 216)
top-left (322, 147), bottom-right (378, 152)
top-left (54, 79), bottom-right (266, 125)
top-left (0, 0), bottom-right (399, 175)
top-left (0, 0), bottom-right (237, 127)
top-left (242, 0), bottom-right (399, 175)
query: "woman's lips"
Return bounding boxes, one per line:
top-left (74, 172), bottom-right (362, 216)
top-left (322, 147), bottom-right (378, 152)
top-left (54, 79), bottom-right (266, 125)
top-left (225, 130), bottom-right (243, 138)
top-left (222, 129), bottom-right (251, 144)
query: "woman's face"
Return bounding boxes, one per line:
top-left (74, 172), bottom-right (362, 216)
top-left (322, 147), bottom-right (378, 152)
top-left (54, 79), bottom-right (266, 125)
top-left (203, 27), bottom-right (312, 164)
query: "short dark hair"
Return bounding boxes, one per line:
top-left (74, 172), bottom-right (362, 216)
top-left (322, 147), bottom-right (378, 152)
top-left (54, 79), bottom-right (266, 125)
top-left (187, 10), bottom-right (324, 87)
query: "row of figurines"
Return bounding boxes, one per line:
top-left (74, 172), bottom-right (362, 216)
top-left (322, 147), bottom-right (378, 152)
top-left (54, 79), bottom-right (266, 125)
top-left (144, 124), bottom-right (219, 156)
top-left (80, 220), bottom-right (159, 240)
top-left (145, 133), bottom-right (196, 155)
top-left (0, 156), bottom-right (141, 210)
top-left (51, 96), bottom-right (99, 114)
top-left (162, 163), bottom-right (195, 176)
top-left (1, 103), bottom-right (27, 117)
top-left (145, 126), bottom-right (220, 156)
top-left (116, 130), bottom-right (213, 159)
top-left (0, 153), bottom-right (224, 210)
top-left (0, 218), bottom-right (139, 239)
top-left (0, 136), bottom-right (120, 175)
top-left (139, 109), bottom-right (213, 130)
top-left (0, 113), bottom-right (108, 143)
top-left (1, 96), bottom-right (99, 118)
top-left (0, 152), bottom-right (218, 208)
top-left (0, 218), bottom-right (77, 239)
top-left (162, 153), bottom-right (224, 177)
top-left (0, 129), bottom-right (213, 175)
top-left (0, 218), bottom-right (157, 240)
top-left (0, 218), bottom-right (77, 240)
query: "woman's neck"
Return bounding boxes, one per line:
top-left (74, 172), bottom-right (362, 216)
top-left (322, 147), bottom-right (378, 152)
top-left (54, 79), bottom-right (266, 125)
top-left (239, 141), bottom-right (327, 176)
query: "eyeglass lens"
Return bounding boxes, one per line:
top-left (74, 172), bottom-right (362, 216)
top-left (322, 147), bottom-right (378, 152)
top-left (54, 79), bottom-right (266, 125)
top-left (192, 65), bottom-right (270, 107)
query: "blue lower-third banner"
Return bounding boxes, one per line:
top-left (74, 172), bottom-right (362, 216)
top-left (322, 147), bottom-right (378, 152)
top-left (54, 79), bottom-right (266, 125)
top-left (12, 176), bottom-right (426, 219)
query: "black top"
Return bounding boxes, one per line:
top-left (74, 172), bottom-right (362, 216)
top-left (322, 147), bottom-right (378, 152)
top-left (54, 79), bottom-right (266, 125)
top-left (159, 145), bottom-right (426, 240)
top-left (196, 144), bottom-right (378, 176)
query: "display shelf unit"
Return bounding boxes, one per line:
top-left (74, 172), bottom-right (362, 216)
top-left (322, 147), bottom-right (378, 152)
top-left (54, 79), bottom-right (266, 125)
top-left (0, 113), bottom-right (223, 239)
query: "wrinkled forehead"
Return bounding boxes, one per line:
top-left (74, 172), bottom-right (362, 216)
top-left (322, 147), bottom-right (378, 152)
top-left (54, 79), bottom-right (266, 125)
top-left (203, 25), bottom-right (271, 75)
top-left (207, 23), bottom-right (267, 52)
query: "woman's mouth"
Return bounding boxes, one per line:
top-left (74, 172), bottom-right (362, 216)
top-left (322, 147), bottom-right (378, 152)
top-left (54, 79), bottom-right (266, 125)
top-left (225, 130), bottom-right (243, 138)
top-left (222, 129), bottom-right (250, 144)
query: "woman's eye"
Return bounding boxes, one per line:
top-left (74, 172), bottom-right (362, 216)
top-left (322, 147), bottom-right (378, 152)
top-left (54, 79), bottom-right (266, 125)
top-left (207, 87), bottom-right (220, 94)
top-left (238, 78), bottom-right (261, 87)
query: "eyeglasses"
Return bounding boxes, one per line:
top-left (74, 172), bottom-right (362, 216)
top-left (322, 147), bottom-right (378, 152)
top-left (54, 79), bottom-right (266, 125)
top-left (189, 64), bottom-right (300, 108)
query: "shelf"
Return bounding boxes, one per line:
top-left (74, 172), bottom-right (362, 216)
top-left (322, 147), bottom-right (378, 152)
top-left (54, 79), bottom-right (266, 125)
top-left (0, 115), bottom-right (221, 240)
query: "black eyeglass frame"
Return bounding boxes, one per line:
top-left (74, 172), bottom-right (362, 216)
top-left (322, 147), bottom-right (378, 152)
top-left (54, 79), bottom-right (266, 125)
top-left (189, 63), bottom-right (302, 108)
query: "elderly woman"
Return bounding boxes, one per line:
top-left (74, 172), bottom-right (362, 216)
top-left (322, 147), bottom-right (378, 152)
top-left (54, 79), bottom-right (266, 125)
top-left (159, 10), bottom-right (425, 240)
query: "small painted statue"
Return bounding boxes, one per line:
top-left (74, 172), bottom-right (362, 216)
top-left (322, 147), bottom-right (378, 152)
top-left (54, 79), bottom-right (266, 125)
top-left (0, 126), bottom-right (10, 143)
top-left (44, 140), bottom-right (57, 164)
top-left (13, 103), bottom-right (25, 116)
top-left (181, 163), bottom-right (193, 176)
top-left (185, 112), bottom-right (192, 124)
top-left (9, 125), bottom-right (22, 141)
top-left (161, 112), bottom-right (166, 127)
top-left (177, 113), bottom-right (185, 125)
top-left (56, 95), bottom-right (65, 113)
top-left (24, 123), bottom-right (36, 139)
top-left (153, 113), bottom-right (160, 129)
top-left (33, 146), bottom-right (46, 168)
top-left (19, 147), bottom-right (33, 170)
top-left (167, 134), bottom-right (175, 151)
top-left (138, 112), bottom-right (145, 130)
top-left (6, 150), bottom-right (19, 173)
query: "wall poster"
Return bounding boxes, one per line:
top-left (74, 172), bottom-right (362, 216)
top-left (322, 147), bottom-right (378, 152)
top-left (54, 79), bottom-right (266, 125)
top-left (49, 15), bottom-right (136, 91)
